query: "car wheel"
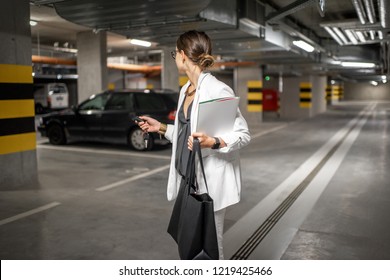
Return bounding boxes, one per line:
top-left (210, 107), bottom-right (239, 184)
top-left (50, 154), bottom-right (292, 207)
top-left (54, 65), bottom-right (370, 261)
top-left (47, 124), bottom-right (67, 145)
top-left (128, 127), bottom-right (154, 151)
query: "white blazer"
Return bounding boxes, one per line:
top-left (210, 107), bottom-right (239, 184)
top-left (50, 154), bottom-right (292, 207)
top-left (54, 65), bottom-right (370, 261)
top-left (164, 72), bottom-right (251, 211)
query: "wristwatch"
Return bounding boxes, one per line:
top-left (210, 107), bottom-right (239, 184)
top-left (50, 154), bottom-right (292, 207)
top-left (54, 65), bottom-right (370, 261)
top-left (211, 137), bottom-right (221, 149)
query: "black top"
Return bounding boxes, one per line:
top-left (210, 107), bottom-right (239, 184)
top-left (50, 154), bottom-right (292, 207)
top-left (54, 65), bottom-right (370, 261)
top-left (175, 97), bottom-right (193, 177)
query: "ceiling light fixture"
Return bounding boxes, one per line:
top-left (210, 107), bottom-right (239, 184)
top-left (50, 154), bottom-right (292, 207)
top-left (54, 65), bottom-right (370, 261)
top-left (292, 40), bottom-right (315, 52)
top-left (30, 20), bottom-right (38, 26)
top-left (341, 62), bottom-right (376, 68)
top-left (129, 39), bottom-right (152, 47)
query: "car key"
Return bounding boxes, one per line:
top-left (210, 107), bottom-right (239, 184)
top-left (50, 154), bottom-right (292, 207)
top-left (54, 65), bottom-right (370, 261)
top-left (143, 132), bottom-right (149, 149)
top-left (132, 116), bottom-right (144, 123)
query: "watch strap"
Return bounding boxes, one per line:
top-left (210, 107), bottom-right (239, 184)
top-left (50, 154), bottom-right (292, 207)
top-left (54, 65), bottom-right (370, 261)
top-left (211, 137), bottom-right (220, 149)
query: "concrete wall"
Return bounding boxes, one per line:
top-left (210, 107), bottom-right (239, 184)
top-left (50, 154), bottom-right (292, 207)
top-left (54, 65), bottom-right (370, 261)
top-left (344, 82), bottom-right (390, 100)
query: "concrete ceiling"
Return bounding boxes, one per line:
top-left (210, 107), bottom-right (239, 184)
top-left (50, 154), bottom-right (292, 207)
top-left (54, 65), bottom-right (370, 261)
top-left (29, 0), bottom-right (390, 82)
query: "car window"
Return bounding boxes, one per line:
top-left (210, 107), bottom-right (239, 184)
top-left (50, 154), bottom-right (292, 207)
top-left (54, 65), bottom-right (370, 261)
top-left (50, 85), bottom-right (67, 94)
top-left (135, 94), bottom-right (166, 110)
top-left (105, 93), bottom-right (133, 111)
top-left (79, 94), bottom-right (109, 110)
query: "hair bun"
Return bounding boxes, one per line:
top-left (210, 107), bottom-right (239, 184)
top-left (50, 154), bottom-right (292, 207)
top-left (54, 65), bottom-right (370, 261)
top-left (199, 53), bottom-right (215, 68)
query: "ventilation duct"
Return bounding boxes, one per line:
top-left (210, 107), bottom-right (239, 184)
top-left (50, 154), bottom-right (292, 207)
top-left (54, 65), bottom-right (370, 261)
top-left (238, 0), bottom-right (266, 37)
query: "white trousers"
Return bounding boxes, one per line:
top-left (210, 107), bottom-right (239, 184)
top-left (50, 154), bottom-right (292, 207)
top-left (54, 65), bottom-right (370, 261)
top-left (214, 208), bottom-right (226, 260)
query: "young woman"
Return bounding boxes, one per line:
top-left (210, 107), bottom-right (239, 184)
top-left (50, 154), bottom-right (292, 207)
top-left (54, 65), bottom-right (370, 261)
top-left (137, 30), bottom-right (251, 259)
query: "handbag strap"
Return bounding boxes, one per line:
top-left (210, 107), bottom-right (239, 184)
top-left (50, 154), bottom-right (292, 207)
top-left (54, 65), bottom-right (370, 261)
top-left (191, 138), bottom-right (209, 194)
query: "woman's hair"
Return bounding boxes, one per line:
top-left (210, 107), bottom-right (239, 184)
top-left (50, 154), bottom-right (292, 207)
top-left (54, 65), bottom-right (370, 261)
top-left (177, 30), bottom-right (215, 69)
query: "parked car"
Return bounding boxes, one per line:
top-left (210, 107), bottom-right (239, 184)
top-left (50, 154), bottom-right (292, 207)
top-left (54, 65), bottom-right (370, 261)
top-left (37, 89), bottom-right (178, 151)
top-left (34, 83), bottom-right (69, 114)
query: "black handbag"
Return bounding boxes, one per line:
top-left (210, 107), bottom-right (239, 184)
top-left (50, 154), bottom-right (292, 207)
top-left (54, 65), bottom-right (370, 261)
top-left (167, 138), bottom-right (219, 260)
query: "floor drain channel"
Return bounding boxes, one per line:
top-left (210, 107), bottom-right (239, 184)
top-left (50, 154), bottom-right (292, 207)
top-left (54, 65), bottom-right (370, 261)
top-left (230, 121), bottom-right (358, 260)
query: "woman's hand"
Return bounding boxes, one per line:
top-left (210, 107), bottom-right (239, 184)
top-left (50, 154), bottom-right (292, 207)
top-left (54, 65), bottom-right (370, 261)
top-left (188, 132), bottom-right (215, 150)
top-left (136, 116), bottom-right (160, 133)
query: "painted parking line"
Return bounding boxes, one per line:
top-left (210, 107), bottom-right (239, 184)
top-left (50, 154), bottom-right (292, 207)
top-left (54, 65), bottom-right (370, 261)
top-left (0, 202), bottom-right (61, 226)
top-left (251, 124), bottom-right (288, 139)
top-left (96, 164), bottom-right (170, 192)
top-left (37, 144), bottom-right (171, 160)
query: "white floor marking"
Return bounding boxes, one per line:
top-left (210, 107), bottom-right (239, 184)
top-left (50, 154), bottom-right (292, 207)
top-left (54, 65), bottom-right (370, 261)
top-left (95, 164), bottom-right (170, 192)
top-left (37, 144), bottom-right (171, 160)
top-left (251, 124), bottom-right (288, 139)
top-left (0, 202), bottom-right (61, 226)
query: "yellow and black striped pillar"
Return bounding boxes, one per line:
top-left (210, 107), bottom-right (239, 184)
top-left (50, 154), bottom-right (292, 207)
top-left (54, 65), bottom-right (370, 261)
top-left (326, 85), bottom-right (332, 103)
top-left (299, 82), bottom-right (312, 108)
top-left (0, 64), bottom-right (35, 156)
top-left (247, 80), bottom-right (262, 112)
top-left (332, 85), bottom-right (343, 101)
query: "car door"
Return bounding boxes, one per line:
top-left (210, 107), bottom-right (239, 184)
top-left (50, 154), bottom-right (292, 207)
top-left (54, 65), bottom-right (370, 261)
top-left (101, 92), bottom-right (134, 143)
top-left (67, 93), bottom-right (109, 140)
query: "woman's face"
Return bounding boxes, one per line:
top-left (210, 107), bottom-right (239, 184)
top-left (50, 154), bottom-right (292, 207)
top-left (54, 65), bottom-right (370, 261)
top-left (174, 48), bottom-right (186, 74)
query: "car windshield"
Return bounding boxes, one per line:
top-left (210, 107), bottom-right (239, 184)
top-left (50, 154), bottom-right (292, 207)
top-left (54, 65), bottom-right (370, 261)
top-left (79, 94), bottom-right (109, 110)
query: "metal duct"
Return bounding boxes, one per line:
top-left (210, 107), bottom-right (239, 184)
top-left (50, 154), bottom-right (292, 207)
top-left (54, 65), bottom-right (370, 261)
top-left (379, 0), bottom-right (390, 28)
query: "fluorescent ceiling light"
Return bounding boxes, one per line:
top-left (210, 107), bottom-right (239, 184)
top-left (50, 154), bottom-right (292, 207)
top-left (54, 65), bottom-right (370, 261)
top-left (129, 39), bottom-right (152, 47)
top-left (341, 62), bottom-right (376, 68)
top-left (292, 40), bottom-right (315, 52)
top-left (30, 20), bottom-right (38, 26)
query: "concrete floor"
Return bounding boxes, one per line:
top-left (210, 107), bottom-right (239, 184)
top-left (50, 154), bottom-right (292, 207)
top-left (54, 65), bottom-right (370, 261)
top-left (1, 101), bottom-right (389, 260)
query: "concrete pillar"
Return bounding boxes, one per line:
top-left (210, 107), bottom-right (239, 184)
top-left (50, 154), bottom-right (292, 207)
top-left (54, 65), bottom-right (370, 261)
top-left (76, 31), bottom-right (108, 103)
top-left (311, 75), bottom-right (327, 115)
top-left (280, 75), bottom-right (326, 119)
top-left (0, 0), bottom-right (37, 189)
top-left (234, 66), bottom-right (263, 125)
top-left (161, 47), bottom-right (179, 91)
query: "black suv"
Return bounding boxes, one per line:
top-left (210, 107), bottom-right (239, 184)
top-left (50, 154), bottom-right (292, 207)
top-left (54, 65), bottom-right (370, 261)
top-left (37, 89), bottom-right (177, 151)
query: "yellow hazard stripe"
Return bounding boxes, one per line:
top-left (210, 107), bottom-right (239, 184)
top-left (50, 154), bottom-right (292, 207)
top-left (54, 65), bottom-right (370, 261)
top-left (247, 80), bottom-right (262, 88)
top-left (179, 76), bottom-right (188, 87)
top-left (247, 93), bottom-right (263, 100)
top-left (300, 82), bottom-right (312, 88)
top-left (0, 100), bottom-right (35, 119)
top-left (0, 64), bottom-right (33, 84)
top-left (300, 103), bottom-right (312, 108)
top-left (299, 93), bottom-right (312, 99)
top-left (0, 132), bottom-right (36, 155)
top-left (247, 104), bottom-right (263, 112)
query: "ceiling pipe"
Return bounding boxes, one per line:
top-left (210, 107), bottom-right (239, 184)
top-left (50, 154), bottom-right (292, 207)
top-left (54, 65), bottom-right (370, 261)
top-left (323, 26), bottom-right (344, 45)
top-left (379, 0), bottom-right (390, 28)
top-left (32, 55), bottom-right (76, 66)
top-left (363, 0), bottom-right (376, 24)
top-left (352, 0), bottom-right (368, 24)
